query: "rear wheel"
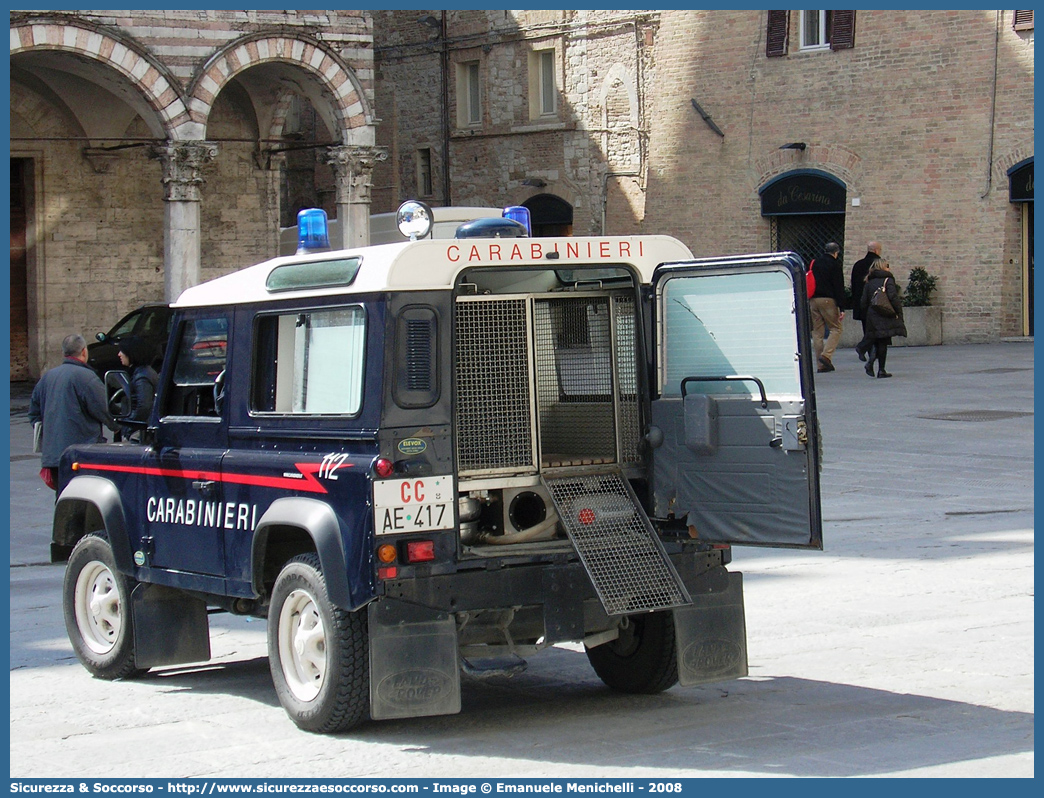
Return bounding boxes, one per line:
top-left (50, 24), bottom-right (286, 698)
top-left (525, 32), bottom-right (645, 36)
top-left (63, 534), bottom-right (144, 680)
top-left (585, 611), bottom-right (679, 694)
top-left (268, 554), bottom-right (369, 733)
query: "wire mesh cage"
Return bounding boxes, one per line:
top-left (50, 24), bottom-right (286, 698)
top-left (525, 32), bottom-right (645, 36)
top-left (455, 291), bottom-right (643, 475)
top-left (455, 298), bottom-right (536, 475)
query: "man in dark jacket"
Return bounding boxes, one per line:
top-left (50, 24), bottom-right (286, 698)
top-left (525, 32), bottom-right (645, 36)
top-left (809, 242), bottom-right (846, 372)
top-left (28, 333), bottom-right (119, 489)
top-left (850, 241), bottom-right (882, 360)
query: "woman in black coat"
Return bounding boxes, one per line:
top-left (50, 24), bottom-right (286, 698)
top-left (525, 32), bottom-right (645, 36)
top-left (859, 260), bottom-right (907, 378)
top-left (117, 335), bottom-right (159, 436)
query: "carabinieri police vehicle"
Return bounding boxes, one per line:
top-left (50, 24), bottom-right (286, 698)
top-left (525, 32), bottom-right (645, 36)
top-left (52, 202), bottom-right (822, 733)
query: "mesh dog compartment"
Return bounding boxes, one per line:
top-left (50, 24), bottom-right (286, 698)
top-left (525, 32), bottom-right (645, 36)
top-left (455, 292), bottom-right (641, 475)
top-left (455, 298), bottom-right (536, 475)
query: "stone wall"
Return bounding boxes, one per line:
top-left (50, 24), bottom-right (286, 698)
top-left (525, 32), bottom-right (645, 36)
top-left (373, 10), bottom-right (657, 234)
top-left (374, 9), bottom-right (1034, 342)
top-left (10, 9), bottom-right (375, 375)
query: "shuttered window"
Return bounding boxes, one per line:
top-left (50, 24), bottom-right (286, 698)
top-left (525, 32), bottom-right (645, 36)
top-left (456, 61), bottom-right (481, 127)
top-left (829, 10), bottom-right (856, 50)
top-left (1013, 10), bottom-right (1034, 30)
top-left (766, 10), bottom-right (789, 57)
top-left (773, 11), bottom-right (856, 55)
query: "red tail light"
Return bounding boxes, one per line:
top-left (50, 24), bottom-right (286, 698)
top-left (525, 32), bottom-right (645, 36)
top-left (578, 508), bottom-right (596, 525)
top-left (406, 540), bottom-right (435, 563)
top-left (374, 458), bottom-right (395, 478)
top-left (378, 565), bottom-right (398, 580)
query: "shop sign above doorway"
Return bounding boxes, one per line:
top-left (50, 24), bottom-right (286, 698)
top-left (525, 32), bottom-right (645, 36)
top-left (760, 170), bottom-right (846, 216)
top-left (1008, 158), bottom-right (1033, 203)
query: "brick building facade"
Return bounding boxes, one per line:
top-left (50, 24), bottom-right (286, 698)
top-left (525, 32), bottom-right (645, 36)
top-left (9, 10), bottom-right (1035, 379)
top-left (371, 9), bottom-right (1035, 343)
top-left (9, 10), bottom-right (384, 379)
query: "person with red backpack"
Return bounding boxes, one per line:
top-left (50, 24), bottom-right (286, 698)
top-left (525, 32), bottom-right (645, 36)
top-left (808, 242), bottom-right (846, 373)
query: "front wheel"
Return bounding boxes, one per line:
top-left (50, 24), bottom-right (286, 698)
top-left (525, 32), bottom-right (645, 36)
top-left (63, 534), bottom-right (145, 680)
top-left (585, 610), bottom-right (679, 694)
top-left (267, 554), bottom-right (369, 733)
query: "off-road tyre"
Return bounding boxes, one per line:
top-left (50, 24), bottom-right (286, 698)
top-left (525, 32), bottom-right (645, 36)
top-left (63, 534), bottom-right (145, 680)
top-left (586, 610), bottom-right (679, 694)
top-left (268, 553), bottom-right (369, 733)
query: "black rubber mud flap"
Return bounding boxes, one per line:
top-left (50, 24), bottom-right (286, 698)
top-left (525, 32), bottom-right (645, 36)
top-left (131, 583), bottom-right (211, 668)
top-left (368, 599), bottom-right (461, 720)
top-left (542, 469), bottom-right (691, 616)
top-left (673, 571), bottom-right (748, 686)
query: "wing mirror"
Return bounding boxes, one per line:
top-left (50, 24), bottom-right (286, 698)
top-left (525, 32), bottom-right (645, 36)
top-left (104, 370), bottom-right (131, 419)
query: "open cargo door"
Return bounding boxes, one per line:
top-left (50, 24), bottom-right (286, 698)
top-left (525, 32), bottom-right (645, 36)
top-left (650, 253), bottom-right (822, 549)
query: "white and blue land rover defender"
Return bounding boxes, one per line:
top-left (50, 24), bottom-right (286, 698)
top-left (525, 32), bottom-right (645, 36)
top-left (53, 203), bottom-right (822, 733)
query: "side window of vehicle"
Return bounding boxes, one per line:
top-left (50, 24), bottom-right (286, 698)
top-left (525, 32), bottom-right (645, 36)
top-left (252, 306), bottom-right (366, 415)
top-left (139, 309), bottom-right (168, 339)
top-left (164, 316), bottom-right (229, 418)
top-left (111, 311), bottom-right (141, 338)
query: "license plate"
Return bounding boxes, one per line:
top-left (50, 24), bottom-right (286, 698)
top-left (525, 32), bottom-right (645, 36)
top-left (373, 476), bottom-right (455, 535)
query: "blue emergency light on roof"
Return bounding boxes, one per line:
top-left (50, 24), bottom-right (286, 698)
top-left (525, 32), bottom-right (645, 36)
top-left (296, 208), bottom-right (330, 254)
top-left (455, 216), bottom-right (528, 239)
top-left (502, 205), bottom-right (532, 236)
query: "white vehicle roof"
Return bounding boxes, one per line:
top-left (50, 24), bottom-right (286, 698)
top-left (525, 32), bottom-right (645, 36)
top-left (175, 235), bottom-right (695, 308)
top-left (278, 206), bottom-right (504, 255)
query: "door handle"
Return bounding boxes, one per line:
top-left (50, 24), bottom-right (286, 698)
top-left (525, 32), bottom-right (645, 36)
top-left (192, 480), bottom-right (216, 495)
top-left (680, 375), bottom-right (768, 408)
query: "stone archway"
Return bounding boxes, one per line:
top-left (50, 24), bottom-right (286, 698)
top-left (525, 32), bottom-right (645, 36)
top-left (523, 194), bottom-right (573, 237)
top-left (191, 34), bottom-right (386, 249)
top-left (190, 33), bottom-right (376, 144)
top-left (10, 18), bottom-right (188, 139)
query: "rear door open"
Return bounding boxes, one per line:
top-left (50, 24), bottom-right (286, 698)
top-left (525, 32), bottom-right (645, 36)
top-left (650, 253), bottom-right (822, 549)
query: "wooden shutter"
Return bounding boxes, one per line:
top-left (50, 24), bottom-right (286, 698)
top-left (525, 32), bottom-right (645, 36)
top-left (766, 10), bottom-right (789, 57)
top-left (830, 10), bottom-right (856, 50)
top-left (1013, 10), bottom-right (1034, 30)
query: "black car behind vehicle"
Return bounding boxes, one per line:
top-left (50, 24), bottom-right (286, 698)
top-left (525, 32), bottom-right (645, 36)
top-left (86, 303), bottom-right (172, 376)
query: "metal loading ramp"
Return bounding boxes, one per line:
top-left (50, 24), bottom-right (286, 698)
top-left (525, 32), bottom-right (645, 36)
top-left (542, 470), bottom-right (692, 616)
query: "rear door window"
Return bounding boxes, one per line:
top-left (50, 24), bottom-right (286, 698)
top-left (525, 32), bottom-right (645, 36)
top-left (252, 306), bottom-right (366, 415)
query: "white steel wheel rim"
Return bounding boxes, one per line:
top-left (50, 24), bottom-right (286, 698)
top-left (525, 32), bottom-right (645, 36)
top-left (278, 588), bottom-right (327, 702)
top-left (74, 560), bottom-right (122, 655)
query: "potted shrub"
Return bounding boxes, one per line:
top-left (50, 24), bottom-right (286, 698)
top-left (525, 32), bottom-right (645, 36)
top-left (900, 267), bottom-right (942, 345)
top-left (902, 267), bottom-right (938, 307)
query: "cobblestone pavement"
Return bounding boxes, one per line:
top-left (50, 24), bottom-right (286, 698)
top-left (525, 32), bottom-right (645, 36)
top-left (7, 343), bottom-right (1034, 778)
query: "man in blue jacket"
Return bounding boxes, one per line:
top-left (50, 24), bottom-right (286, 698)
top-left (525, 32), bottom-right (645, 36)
top-left (809, 242), bottom-right (847, 373)
top-left (28, 333), bottom-right (119, 489)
